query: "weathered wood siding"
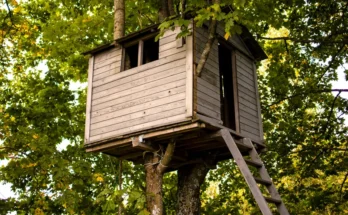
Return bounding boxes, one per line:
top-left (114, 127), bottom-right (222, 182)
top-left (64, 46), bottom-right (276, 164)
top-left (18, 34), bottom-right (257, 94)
top-left (194, 26), bottom-right (263, 141)
top-left (235, 52), bottom-right (262, 141)
top-left (194, 27), bottom-right (222, 123)
top-left (87, 28), bottom-right (191, 143)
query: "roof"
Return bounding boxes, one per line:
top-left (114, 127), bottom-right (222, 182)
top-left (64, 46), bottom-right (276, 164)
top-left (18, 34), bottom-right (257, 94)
top-left (83, 22), bottom-right (267, 61)
top-left (239, 26), bottom-right (267, 61)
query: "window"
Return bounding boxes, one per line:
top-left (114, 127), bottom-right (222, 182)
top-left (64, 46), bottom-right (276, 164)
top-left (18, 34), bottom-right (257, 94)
top-left (218, 42), bottom-right (238, 131)
top-left (123, 36), bottom-right (159, 71)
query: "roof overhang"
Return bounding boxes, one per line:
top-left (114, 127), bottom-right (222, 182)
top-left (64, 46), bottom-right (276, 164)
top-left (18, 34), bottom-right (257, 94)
top-left (83, 21), bottom-right (266, 61)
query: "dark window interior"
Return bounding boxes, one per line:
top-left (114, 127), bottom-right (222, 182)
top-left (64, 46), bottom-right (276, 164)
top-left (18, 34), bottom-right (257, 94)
top-left (123, 36), bottom-right (159, 71)
top-left (218, 43), bottom-right (236, 130)
top-left (124, 43), bottom-right (138, 70)
top-left (143, 37), bottom-right (159, 64)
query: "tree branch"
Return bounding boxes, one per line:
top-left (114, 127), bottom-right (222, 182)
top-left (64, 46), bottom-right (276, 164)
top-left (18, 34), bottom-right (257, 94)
top-left (267, 89), bottom-right (348, 107)
top-left (180, 0), bottom-right (186, 19)
top-left (322, 91), bottom-right (341, 138)
top-left (316, 45), bottom-right (346, 83)
top-left (300, 91), bottom-right (341, 177)
top-left (258, 36), bottom-right (348, 45)
top-left (4, 0), bottom-right (13, 21)
top-left (196, 1), bottom-right (219, 77)
top-left (339, 172), bottom-right (348, 203)
top-left (157, 140), bottom-right (175, 174)
top-left (138, 10), bottom-right (155, 25)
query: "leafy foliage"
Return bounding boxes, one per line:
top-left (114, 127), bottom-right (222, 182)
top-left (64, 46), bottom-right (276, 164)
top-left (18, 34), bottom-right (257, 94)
top-left (0, 0), bottom-right (347, 214)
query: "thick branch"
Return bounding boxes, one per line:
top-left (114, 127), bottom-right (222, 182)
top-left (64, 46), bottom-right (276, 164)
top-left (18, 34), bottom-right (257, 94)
top-left (196, 20), bottom-right (217, 77)
top-left (114, 0), bottom-right (125, 40)
top-left (157, 141), bottom-right (175, 174)
top-left (196, 0), bottom-right (220, 77)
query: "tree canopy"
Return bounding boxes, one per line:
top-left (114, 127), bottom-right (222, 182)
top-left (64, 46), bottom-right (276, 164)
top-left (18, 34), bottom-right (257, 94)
top-left (0, 0), bottom-right (347, 214)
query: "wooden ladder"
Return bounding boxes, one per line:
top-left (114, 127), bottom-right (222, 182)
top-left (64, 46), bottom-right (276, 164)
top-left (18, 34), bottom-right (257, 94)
top-left (220, 129), bottom-right (290, 215)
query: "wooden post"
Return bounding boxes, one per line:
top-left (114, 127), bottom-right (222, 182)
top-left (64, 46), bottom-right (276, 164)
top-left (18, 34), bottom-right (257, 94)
top-left (84, 56), bottom-right (94, 144)
top-left (185, 25), bottom-right (193, 118)
top-left (138, 40), bottom-right (144, 66)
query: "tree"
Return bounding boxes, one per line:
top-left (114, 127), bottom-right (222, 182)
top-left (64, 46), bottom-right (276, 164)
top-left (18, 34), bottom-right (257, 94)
top-left (0, 0), bottom-right (347, 214)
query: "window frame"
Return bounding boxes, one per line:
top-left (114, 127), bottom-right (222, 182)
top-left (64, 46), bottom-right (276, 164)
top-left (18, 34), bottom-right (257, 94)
top-left (121, 32), bottom-right (159, 71)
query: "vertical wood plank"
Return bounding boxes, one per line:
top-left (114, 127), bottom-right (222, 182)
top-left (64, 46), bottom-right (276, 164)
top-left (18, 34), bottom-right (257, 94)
top-left (253, 63), bottom-right (264, 140)
top-left (185, 26), bottom-right (194, 118)
top-left (232, 50), bottom-right (240, 132)
top-left (138, 40), bottom-right (144, 66)
top-left (85, 56), bottom-right (95, 144)
top-left (192, 23), bottom-right (197, 118)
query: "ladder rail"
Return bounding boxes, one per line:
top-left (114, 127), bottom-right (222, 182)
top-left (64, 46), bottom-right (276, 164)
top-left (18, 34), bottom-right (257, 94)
top-left (220, 129), bottom-right (290, 215)
top-left (220, 129), bottom-right (273, 215)
top-left (243, 138), bottom-right (290, 215)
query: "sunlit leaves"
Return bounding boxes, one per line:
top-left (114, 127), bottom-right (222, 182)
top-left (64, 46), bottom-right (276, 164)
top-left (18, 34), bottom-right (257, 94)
top-left (0, 0), bottom-right (347, 214)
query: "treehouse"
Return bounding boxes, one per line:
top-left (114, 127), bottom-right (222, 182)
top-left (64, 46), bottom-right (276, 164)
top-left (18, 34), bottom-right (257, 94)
top-left (84, 22), bottom-right (267, 158)
top-left (84, 22), bottom-right (290, 214)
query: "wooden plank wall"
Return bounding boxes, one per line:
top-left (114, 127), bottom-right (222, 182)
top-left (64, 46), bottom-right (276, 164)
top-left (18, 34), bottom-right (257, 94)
top-left (88, 28), bottom-right (190, 143)
top-left (194, 27), bottom-right (222, 123)
top-left (236, 52), bottom-right (261, 141)
top-left (195, 26), bottom-right (263, 141)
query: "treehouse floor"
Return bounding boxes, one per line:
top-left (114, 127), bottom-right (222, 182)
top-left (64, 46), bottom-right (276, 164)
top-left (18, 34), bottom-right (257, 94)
top-left (85, 118), bottom-right (266, 171)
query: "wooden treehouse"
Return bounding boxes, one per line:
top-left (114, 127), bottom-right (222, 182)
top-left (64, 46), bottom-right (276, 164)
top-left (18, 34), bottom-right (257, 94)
top-left (84, 23), bottom-right (290, 215)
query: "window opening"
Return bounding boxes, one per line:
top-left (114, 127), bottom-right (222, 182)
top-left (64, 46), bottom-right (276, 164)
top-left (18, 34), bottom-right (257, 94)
top-left (123, 36), bottom-right (159, 71)
top-left (124, 43), bottom-right (139, 70)
top-left (143, 37), bottom-right (159, 64)
top-left (218, 43), bottom-right (236, 130)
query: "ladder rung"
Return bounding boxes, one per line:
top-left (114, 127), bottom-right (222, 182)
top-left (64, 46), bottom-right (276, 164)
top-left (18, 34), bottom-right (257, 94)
top-left (264, 196), bottom-right (281, 204)
top-left (254, 177), bottom-right (272, 186)
top-left (244, 159), bottom-right (263, 168)
top-left (235, 141), bottom-right (252, 150)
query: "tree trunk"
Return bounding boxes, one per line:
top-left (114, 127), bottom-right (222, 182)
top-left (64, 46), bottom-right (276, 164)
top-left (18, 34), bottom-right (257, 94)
top-left (144, 142), bottom-right (175, 215)
top-left (159, 0), bottom-right (169, 22)
top-left (176, 163), bottom-right (210, 215)
top-left (114, 0), bottom-right (125, 40)
top-left (145, 154), bottom-right (164, 215)
top-left (168, 0), bottom-right (175, 16)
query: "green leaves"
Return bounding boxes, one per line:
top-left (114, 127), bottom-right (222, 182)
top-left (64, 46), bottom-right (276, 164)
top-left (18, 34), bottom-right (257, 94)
top-left (1, 0), bottom-right (347, 214)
